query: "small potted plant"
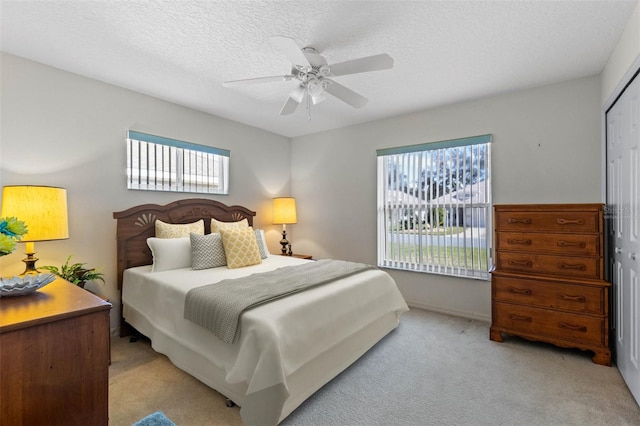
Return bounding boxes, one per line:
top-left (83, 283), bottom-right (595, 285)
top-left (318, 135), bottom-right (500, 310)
top-left (41, 255), bottom-right (105, 289)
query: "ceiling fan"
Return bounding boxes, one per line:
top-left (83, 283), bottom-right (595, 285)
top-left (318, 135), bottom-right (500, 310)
top-left (223, 36), bottom-right (394, 118)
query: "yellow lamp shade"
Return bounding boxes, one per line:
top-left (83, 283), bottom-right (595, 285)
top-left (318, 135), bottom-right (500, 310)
top-left (1, 185), bottom-right (69, 242)
top-left (273, 197), bottom-right (297, 225)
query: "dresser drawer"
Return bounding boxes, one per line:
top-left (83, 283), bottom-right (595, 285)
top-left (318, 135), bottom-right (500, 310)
top-left (493, 302), bottom-right (605, 345)
top-left (493, 274), bottom-right (604, 314)
top-left (496, 232), bottom-right (599, 256)
top-left (496, 252), bottom-right (601, 279)
top-left (495, 211), bottom-right (599, 233)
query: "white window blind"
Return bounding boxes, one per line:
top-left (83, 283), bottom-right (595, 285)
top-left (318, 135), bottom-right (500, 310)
top-left (127, 131), bottom-right (229, 195)
top-left (376, 135), bottom-right (492, 279)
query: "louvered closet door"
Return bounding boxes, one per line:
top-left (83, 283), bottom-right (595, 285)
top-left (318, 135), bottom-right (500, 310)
top-left (607, 70), bottom-right (640, 406)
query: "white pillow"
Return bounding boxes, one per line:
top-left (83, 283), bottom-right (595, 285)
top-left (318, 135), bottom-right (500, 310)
top-left (147, 237), bottom-right (192, 272)
top-left (255, 229), bottom-right (269, 259)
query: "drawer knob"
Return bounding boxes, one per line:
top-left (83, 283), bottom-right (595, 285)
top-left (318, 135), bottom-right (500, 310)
top-left (557, 218), bottom-right (584, 225)
top-left (507, 218), bottom-right (532, 224)
top-left (558, 322), bottom-right (587, 332)
top-left (558, 293), bottom-right (586, 302)
top-left (509, 287), bottom-right (532, 296)
top-left (507, 238), bottom-right (532, 245)
top-left (557, 240), bottom-right (586, 248)
top-left (509, 314), bottom-right (533, 322)
top-left (558, 262), bottom-right (587, 271)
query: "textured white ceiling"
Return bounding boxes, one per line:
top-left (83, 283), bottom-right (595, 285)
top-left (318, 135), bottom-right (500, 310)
top-left (1, 0), bottom-right (637, 138)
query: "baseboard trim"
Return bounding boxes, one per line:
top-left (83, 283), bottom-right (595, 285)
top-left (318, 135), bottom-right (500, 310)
top-left (406, 301), bottom-right (491, 323)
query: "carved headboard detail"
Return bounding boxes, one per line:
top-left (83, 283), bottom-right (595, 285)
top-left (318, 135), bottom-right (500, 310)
top-left (113, 198), bottom-right (256, 291)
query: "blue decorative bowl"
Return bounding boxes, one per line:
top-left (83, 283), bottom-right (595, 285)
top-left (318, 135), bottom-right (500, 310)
top-left (0, 273), bottom-right (56, 297)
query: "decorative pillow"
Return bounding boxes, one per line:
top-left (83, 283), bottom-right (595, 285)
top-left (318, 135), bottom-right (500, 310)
top-left (210, 217), bottom-right (248, 234)
top-left (254, 229), bottom-right (268, 259)
top-left (155, 219), bottom-right (204, 239)
top-left (190, 232), bottom-right (226, 270)
top-left (220, 227), bottom-right (262, 269)
top-left (147, 237), bottom-right (192, 272)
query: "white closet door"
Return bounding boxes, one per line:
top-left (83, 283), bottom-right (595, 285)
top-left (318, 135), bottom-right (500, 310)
top-left (607, 71), bottom-right (640, 405)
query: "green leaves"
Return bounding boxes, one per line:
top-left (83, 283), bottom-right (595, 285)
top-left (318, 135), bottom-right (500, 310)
top-left (41, 255), bottom-right (105, 286)
top-left (0, 217), bottom-right (28, 256)
top-left (0, 233), bottom-right (17, 256)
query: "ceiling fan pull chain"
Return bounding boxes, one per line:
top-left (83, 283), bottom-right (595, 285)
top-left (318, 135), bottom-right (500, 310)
top-left (307, 90), bottom-right (311, 121)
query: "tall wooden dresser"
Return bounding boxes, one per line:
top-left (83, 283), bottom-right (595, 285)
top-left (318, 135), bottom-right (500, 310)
top-left (490, 204), bottom-right (611, 366)
top-left (0, 277), bottom-right (112, 425)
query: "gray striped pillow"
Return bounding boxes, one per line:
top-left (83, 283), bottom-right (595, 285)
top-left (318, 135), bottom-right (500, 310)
top-left (255, 229), bottom-right (268, 259)
top-left (190, 233), bottom-right (226, 270)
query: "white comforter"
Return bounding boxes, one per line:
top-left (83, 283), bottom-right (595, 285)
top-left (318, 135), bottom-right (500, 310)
top-left (123, 255), bottom-right (408, 424)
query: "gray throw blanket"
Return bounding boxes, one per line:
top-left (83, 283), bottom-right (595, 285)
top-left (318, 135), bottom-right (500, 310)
top-left (184, 259), bottom-right (375, 344)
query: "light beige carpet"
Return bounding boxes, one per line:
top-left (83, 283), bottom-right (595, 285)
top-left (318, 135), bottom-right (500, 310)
top-left (109, 309), bottom-right (640, 425)
top-left (109, 333), bottom-right (242, 426)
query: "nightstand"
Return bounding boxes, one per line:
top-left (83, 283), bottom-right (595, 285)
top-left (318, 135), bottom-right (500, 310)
top-left (0, 277), bottom-right (112, 425)
top-left (280, 253), bottom-right (313, 260)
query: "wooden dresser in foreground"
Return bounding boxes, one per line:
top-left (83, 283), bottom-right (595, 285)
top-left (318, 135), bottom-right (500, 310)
top-left (490, 204), bottom-right (611, 366)
top-left (0, 277), bottom-right (112, 425)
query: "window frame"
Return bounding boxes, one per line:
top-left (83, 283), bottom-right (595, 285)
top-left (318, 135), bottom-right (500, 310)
top-left (376, 134), bottom-right (492, 280)
top-left (126, 130), bottom-right (230, 195)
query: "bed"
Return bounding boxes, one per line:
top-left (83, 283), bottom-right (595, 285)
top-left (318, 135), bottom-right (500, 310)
top-left (113, 198), bottom-right (409, 425)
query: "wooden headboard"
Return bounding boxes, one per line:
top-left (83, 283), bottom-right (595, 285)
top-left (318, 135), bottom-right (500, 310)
top-left (112, 198), bottom-right (256, 291)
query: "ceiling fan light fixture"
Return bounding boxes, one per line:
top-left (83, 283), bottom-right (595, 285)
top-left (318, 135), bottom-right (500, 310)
top-left (311, 93), bottom-right (326, 105)
top-left (306, 78), bottom-right (324, 97)
top-left (318, 65), bottom-right (331, 77)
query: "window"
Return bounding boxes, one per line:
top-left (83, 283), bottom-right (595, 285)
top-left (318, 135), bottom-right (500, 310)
top-left (127, 131), bottom-right (229, 195)
top-left (377, 135), bottom-right (492, 279)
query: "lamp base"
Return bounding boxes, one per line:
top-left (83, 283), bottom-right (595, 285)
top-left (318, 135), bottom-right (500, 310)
top-left (21, 252), bottom-right (40, 275)
top-left (280, 230), bottom-right (289, 255)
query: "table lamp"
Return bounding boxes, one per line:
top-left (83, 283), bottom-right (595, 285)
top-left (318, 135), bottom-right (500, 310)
top-left (273, 197), bottom-right (297, 255)
top-left (1, 185), bottom-right (69, 274)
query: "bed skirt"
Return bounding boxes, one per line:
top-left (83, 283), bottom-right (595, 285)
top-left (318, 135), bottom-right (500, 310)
top-left (123, 304), bottom-right (403, 424)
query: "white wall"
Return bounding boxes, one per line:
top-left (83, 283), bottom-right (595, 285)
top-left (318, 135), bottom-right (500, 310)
top-left (291, 76), bottom-right (602, 321)
top-left (0, 53), bottom-right (291, 333)
top-left (602, 2), bottom-right (640, 105)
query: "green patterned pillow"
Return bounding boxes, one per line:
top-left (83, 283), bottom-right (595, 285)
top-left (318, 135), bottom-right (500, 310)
top-left (190, 233), bottom-right (227, 270)
top-left (220, 227), bottom-right (262, 269)
top-left (155, 219), bottom-right (204, 238)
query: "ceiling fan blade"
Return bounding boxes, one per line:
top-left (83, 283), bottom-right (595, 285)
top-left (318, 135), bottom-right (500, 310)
top-left (223, 75), bottom-right (294, 88)
top-left (280, 96), bottom-right (301, 115)
top-left (324, 79), bottom-right (368, 109)
top-left (270, 35), bottom-right (311, 68)
top-left (329, 53), bottom-right (394, 77)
